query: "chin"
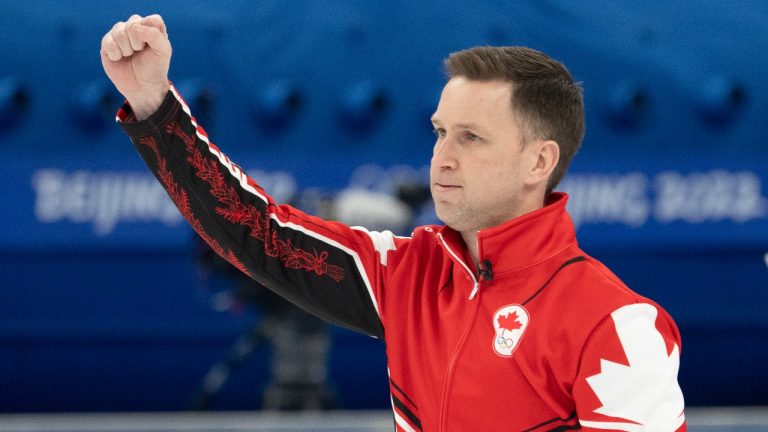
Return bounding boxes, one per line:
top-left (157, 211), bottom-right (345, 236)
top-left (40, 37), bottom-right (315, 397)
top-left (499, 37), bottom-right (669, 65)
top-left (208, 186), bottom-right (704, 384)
top-left (436, 207), bottom-right (472, 231)
top-left (437, 214), bottom-right (470, 232)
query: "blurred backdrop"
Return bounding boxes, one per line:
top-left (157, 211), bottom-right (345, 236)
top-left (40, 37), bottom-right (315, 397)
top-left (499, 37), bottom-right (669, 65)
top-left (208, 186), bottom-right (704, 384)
top-left (0, 0), bottom-right (766, 414)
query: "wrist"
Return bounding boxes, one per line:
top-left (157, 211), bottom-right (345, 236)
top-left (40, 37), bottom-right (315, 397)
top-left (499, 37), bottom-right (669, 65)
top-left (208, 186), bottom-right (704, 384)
top-left (127, 83), bottom-right (170, 121)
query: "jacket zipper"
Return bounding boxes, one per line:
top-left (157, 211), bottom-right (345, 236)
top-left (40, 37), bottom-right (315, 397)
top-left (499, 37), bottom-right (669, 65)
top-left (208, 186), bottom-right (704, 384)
top-left (436, 233), bottom-right (483, 431)
top-left (437, 233), bottom-right (479, 300)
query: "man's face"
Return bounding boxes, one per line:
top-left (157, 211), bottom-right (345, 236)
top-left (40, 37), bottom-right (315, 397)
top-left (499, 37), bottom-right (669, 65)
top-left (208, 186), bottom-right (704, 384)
top-left (430, 77), bottom-right (532, 233)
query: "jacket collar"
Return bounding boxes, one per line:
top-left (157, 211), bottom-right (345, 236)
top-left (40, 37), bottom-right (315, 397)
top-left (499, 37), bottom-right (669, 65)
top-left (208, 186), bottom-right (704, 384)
top-left (437, 192), bottom-right (577, 276)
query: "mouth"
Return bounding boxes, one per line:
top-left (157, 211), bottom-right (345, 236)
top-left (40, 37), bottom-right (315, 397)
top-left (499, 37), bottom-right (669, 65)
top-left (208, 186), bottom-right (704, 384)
top-left (433, 183), bottom-right (462, 192)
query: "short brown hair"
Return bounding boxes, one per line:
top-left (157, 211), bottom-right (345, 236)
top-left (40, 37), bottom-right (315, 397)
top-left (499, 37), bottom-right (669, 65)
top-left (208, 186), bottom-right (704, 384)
top-left (444, 46), bottom-right (585, 195)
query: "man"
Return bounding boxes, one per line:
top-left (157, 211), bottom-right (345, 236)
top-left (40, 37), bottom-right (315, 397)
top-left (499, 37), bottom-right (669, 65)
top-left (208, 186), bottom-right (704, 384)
top-left (101, 14), bottom-right (686, 431)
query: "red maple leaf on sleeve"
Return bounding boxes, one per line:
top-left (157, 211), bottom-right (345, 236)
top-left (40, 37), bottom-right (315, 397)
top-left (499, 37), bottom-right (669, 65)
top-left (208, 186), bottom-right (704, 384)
top-left (498, 311), bottom-right (523, 332)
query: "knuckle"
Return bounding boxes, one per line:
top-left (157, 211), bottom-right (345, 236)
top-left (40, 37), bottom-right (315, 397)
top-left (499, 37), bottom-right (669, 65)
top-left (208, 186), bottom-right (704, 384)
top-left (112, 32), bottom-right (126, 45)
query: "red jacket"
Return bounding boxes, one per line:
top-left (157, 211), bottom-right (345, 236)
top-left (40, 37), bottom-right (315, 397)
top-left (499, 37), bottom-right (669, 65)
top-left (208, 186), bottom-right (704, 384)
top-left (119, 86), bottom-right (686, 431)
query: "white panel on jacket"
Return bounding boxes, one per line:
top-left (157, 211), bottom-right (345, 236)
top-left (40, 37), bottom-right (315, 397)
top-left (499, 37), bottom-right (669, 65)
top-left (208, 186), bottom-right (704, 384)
top-left (583, 303), bottom-right (685, 431)
top-left (352, 227), bottom-right (398, 266)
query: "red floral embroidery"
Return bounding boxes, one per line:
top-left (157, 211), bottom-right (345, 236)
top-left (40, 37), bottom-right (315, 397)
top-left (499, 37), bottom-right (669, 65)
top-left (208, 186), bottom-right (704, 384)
top-left (164, 122), bottom-right (345, 282)
top-left (225, 249), bottom-right (250, 276)
top-left (138, 136), bottom-right (244, 275)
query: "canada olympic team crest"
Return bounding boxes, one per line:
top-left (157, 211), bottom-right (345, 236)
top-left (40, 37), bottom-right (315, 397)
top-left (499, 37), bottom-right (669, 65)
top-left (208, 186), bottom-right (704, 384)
top-left (492, 304), bottom-right (530, 357)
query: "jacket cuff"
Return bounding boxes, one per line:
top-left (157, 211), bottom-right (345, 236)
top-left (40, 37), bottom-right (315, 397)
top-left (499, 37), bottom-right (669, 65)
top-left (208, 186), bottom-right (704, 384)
top-left (117, 90), bottom-right (180, 138)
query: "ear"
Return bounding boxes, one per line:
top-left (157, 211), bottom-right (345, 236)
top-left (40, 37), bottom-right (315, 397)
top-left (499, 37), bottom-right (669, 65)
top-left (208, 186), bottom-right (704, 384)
top-left (525, 139), bottom-right (560, 186)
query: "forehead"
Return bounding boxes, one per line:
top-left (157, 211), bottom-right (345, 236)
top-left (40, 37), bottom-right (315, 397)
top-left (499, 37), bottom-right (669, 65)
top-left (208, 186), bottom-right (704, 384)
top-left (432, 77), bottom-right (515, 125)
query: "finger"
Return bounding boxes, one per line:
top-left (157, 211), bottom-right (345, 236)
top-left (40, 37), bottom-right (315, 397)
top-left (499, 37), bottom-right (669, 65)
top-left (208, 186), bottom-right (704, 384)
top-left (125, 15), bottom-right (147, 51)
top-left (101, 33), bottom-right (123, 62)
top-left (110, 21), bottom-right (134, 57)
top-left (140, 14), bottom-right (168, 37)
top-left (132, 24), bottom-right (172, 58)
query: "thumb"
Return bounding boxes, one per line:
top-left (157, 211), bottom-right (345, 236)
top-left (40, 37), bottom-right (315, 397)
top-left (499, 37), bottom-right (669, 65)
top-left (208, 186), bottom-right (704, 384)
top-left (131, 24), bottom-right (171, 58)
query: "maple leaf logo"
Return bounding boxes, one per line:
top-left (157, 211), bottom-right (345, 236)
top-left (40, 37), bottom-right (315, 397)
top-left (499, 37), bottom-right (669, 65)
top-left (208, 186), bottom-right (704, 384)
top-left (492, 305), bottom-right (530, 358)
top-left (497, 311), bottom-right (523, 333)
top-left (583, 304), bottom-right (685, 431)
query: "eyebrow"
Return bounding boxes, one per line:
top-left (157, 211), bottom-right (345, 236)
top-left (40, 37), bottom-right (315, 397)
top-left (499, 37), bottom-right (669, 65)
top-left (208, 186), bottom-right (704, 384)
top-left (455, 122), bottom-right (489, 133)
top-left (431, 117), bottom-right (491, 135)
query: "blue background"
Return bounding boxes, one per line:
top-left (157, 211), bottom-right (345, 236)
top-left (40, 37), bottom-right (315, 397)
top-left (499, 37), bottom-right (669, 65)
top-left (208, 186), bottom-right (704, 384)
top-left (1, 1), bottom-right (767, 411)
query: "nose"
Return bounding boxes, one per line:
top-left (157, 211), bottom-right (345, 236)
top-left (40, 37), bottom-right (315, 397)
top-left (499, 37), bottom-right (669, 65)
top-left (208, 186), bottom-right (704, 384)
top-left (432, 136), bottom-right (458, 170)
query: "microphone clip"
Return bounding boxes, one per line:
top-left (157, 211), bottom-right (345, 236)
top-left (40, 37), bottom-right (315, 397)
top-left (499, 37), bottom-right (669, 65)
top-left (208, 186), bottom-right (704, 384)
top-left (477, 259), bottom-right (493, 282)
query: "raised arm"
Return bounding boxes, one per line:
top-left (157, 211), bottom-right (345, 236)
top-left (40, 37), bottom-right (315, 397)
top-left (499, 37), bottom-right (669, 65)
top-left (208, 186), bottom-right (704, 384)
top-left (101, 15), bottom-right (397, 338)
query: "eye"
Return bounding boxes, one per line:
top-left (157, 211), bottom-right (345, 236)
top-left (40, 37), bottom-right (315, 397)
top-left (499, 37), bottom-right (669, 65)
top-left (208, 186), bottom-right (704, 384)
top-left (463, 132), bottom-right (481, 142)
top-left (432, 128), bottom-right (446, 139)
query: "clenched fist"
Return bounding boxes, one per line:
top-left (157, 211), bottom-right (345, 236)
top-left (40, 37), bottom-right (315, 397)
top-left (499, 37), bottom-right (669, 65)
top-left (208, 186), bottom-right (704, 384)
top-left (100, 14), bottom-right (172, 120)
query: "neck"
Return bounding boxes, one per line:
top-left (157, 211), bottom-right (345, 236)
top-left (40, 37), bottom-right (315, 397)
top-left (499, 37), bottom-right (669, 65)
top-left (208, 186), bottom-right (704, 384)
top-left (461, 231), bottom-right (480, 267)
top-left (458, 194), bottom-right (549, 268)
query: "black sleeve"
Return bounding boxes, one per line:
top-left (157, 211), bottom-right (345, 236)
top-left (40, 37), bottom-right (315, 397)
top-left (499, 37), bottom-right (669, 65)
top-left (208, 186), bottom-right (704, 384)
top-left (118, 88), bottom-right (386, 338)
